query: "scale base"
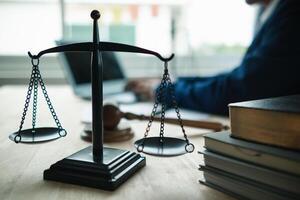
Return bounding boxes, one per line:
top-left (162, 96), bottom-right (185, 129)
top-left (44, 146), bottom-right (146, 190)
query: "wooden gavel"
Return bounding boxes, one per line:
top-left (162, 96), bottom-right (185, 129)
top-left (103, 104), bottom-right (229, 131)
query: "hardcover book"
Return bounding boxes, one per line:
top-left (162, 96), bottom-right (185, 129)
top-left (200, 166), bottom-right (297, 200)
top-left (203, 132), bottom-right (300, 175)
top-left (200, 150), bottom-right (300, 194)
top-left (229, 95), bottom-right (300, 150)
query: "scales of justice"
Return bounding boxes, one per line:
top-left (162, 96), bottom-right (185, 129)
top-left (8, 10), bottom-right (194, 190)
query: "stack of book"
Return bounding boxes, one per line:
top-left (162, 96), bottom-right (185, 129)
top-left (199, 95), bottom-right (300, 200)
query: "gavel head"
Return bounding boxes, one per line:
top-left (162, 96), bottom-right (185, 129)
top-left (103, 104), bottom-right (123, 130)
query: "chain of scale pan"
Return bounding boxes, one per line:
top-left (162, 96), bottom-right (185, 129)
top-left (138, 61), bottom-right (194, 153)
top-left (137, 64), bottom-right (166, 151)
top-left (14, 58), bottom-right (67, 143)
top-left (164, 62), bottom-right (194, 152)
top-left (14, 64), bottom-right (36, 143)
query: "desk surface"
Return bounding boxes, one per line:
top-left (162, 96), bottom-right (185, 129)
top-left (0, 86), bottom-right (234, 200)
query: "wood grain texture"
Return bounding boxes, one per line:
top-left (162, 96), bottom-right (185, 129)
top-left (0, 85), bottom-right (233, 200)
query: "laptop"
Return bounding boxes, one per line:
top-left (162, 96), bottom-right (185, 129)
top-left (57, 40), bottom-right (137, 103)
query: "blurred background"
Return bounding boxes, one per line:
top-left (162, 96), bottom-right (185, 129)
top-left (0, 0), bottom-right (256, 85)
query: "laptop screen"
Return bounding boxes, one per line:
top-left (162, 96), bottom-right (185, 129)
top-left (58, 41), bottom-right (124, 85)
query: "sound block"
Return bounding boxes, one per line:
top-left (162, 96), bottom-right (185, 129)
top-left (82, 121), bottom-right (134, 143)
top-left (81, 130), bottom-right (134, 143)
top-left (44, 146), bottom-right (146, 190)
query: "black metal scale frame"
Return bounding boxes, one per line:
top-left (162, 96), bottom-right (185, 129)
top-left (8, 10), bottom-right (194, 190)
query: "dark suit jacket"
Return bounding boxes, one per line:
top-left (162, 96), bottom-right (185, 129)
top-left (170, 0), bottom-right (300, 115)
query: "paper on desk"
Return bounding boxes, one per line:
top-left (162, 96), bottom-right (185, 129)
top-left (164, 109), bottom-right (209, 121)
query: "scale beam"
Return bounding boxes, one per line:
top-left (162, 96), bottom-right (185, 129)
top-left (28, 43), bottom-right (174, 62)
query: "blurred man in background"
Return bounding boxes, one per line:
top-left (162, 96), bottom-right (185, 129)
top-left (126, 0), bottom-right (300, 115)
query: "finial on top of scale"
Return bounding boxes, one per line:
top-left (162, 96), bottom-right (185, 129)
top-left (91, 10), bottom-right (101, 20)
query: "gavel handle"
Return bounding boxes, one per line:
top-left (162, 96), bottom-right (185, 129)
top-left (123, 112), bottom-right (229, 131)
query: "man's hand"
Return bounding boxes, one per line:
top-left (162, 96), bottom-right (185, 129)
top-left (125, 78), bottom-right (160, 101)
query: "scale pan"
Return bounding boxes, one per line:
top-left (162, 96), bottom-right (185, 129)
top-left (9, 127), bottom-right (66, 143)
top-left (134, 137), bottom-right (194, 157)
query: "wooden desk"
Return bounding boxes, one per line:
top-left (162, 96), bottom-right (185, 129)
top-left (0, 86), bottom-right (234, 200)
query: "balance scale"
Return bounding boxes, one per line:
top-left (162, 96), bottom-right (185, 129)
top-left (8, 10), bottom-right (194, 190)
